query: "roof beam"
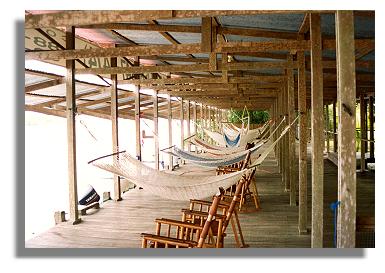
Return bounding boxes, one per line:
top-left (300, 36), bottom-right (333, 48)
top-left (25, 10), bottom-right (318, 28)
top-left (25, 41), bottom-right (310, 61)
top-left (298, 13), bottom-right (310, 35)
top-left (74, 61), bottom-right (295, 75)
top-left (120, 75), bottom-right (284, 85)
top-left (27, 39), bottom-right (372, 61)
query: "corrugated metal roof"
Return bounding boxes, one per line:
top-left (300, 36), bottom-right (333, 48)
top-left (218, 14), bottom-right (305, 32)
top-left (167, 32), bottom-right (201, 44)
top-left (25, 73), bottom-right (51, 86)
top-left (115, 30), bottom-right (171, 45)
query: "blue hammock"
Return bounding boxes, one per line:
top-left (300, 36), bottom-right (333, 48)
top-left (224, 132), bottom-right (241, 147)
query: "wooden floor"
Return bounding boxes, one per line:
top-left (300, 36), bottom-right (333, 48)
top-left (25, 145), bottom-right (375, 248)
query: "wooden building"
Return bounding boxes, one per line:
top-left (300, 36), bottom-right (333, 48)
top-left (24, 10), bottom-right (375, 249)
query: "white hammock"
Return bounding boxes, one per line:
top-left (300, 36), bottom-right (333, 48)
top-left (91, 152), bottom-right (249, 201)
top-left (222, 124), bottom-right (243, 139)
top-left (189, 137), bottom-right (247, 155)
top-left (202, 128), bottom-right (227, 147)
top-left (90, 116), bottom-right (297, 201)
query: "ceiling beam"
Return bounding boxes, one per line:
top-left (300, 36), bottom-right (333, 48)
top-left (75, 61), bottom-right (295, 75)
top-left (25, 10), bottom-right (320, 29)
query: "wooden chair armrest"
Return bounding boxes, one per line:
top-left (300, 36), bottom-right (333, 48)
top-left (181, 209), bottom-right (226, 220)
top-left (141, 233), bottom-right (197, 248)
top-left (189, 199), bottom-right (230, 209)
top-left (155, 218), bottom-right (204, 230)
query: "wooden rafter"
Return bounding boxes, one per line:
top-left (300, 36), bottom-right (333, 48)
top-left (25, 10), bottom-right (321, 28)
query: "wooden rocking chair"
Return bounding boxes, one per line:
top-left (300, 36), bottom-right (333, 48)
top-left (181, 175), bottom-right (249, 248)
top-left (216, 151), bottom-right (260, 212)
top-left (141, 188), bottom-right (224, 248)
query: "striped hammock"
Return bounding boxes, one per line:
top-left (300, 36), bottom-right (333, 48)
top-left (167, 142), bottom-right (263, 168)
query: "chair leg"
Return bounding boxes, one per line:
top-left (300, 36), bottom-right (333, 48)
top-left (141, 238), bottom-right (148, 248)
top-left (238, 183), bottom-right (246, 211)
top-left (251, 180), bottom-right (261, 210)
top-left (232, 210), bottom-right (248, 248)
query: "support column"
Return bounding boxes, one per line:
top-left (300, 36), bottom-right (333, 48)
top-left (208, 106), bottom-right (212, 130)
top-left (310, 13), bottom-right (324, 248)
top-left (360, 93), bottom-right (366, 172)
top-left (336, 10), bottom-right (357, 248)
top-left (193, 102), bottom-right (197, 134)
top-left (278, 87), bottom-right (283, 174)
top-left (297, 51), bottom-right (308, 234)
top-left (180, 98), bottom-right (184, 150)
top-left (364, 98), bottom-right (368, 153)
top-left (153, 90), bottom-right (159, 170)
top-left (201, 104), bottom-right (205, 141)
top-left (325, 104), bottom-right (330, 153)
top-left (287, 54), bottom-right (296, 206)
top-left (111, 56), bottom-right (121, 201)
top-left (333, 101), bottom-right (338, 152)
top-left (369, 96), bottom-right (374, 159)
top-left (283, 82), bottom-right (290, 192)
top-left (134, 57), bottom-right (141, 161)
top-left (193, 102), bottom-right (197, 152)
top-left (186, 100), bottom-right (191, 152)
top-left (202, 104), bottom-right (206, 130)
top-left (167, 94), bottom-right (173, 170)
top-left (65, 26), bottom-right (80, 224)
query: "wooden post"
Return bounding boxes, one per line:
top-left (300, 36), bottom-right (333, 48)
top-left (283, 82), bottom-right (290, 192)
top-left (360, 93), bottom-right (365, 172)
top-left (180, 98), bottom-right (184, 150)
top-left (310, 13), bottom-right (324, 248)
top-left (65, 26), bottom-right (80, 225)
top-left (333, 101), bottom-right (338, 152)
top-left (134, 57), bottom-right (141, 161)
top-left (202, 104), bottom-right (206, 129)
top-left (167, 94), bottom-right (173, 170)
top-left (364, 98), bottom-right (368, 153)
top-left (325, 104), bottom-right (330, 153)
top-left (369, 96), bottom-right (374, 159)
top-left (201, 104), bottom-right (205, 141)
top-left (153, 89), bottom-right (159, 170)
top-left (336, 10), bottom-right (357, 248)
top-left (287, 54), bottom-right (296, 206)
top-left (297, 51), bottom-right (308, 234)
top-left (208, 106), bottom-right (211, 130)
top-left (186, 100), bottom-right (191, 152)
top-left (193, 102), bottom-right (197, 152)
top-left (111, 56), bottom-right (122, 201)
top-left (278, 87), bottom-right (283, 175)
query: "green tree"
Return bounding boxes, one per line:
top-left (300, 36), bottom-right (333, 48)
top-left (227, 109), bottom-right (269, 124)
